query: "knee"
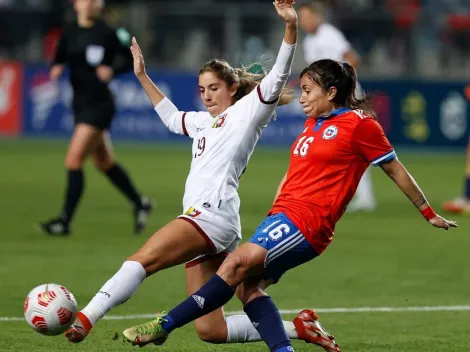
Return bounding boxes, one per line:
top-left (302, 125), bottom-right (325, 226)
top-left (65, 153), bottom-right (84, 170)
top-left (235, 283), bottom-right (265, 306)
top-left (217, 254), bottom-right (249, 285)
top-left (194, 321), bottom-right (227, 344)
top-left (93, 157), bottom-right (114, 172)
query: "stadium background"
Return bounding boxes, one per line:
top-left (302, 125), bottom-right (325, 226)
top-left (0, 0), bottom-right (469, 351)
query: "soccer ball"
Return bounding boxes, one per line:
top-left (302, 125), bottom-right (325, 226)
top-left (24, 283), bottom-right (78, 336)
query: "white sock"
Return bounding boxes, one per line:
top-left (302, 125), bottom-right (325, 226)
top-left (226, 314), bottom-right (298, 343)
top-left (355, 167), bottom-right (375, 204)
top-left (81, 261), bottom-right (146, 326)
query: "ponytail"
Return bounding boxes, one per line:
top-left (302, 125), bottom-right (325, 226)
top-left (342, 63), bottom-right (377, 119)
top-left (234, 63), bottom-right (295, 106)
top-left (200, 60), bottom-right (295, 106)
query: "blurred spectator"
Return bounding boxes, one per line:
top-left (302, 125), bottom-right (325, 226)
top-left (0, 0), bottom-right (469, 78)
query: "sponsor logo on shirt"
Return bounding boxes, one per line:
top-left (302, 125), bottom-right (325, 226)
top-left (322, 125), bottom-right (338, 140)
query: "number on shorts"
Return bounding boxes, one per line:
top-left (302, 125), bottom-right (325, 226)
top-left (268, 224), bottom-right (290, 241)
top-left (195, 137), bottom-right (206, 158)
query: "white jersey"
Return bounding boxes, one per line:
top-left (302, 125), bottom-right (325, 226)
top-left (303, 23), bottom-right (363, 96)
top-left (303, 23), bottom-right (351, 64)
top-left (154, 41), bottom-right (296, 238)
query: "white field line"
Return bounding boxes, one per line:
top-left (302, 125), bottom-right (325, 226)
top-left (3, 305), bottom-right (470, 322)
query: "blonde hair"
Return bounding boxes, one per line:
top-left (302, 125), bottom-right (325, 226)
top-left (199, 59), bottom-right (295, 106)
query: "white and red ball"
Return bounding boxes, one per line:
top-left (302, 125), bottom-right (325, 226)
top-left (24, 284), bottom-right (78, 335)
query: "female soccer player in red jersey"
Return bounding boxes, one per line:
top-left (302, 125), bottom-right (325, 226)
top-left (121, 61), bottom-right (458, 352)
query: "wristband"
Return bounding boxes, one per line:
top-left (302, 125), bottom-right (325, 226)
top-left (420, 206), bottom-right (436, 221)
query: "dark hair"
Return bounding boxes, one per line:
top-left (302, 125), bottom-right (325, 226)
top-left (199, 59), bottom-right (295, 106)
top-left (300, 59), bottom-right (376, 119)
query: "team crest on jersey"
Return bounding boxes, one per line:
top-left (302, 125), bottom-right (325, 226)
top-left (212, 114), bottom-right (227, 129)
top-left (322, 125), bottom-right (338, 140)
top-left (184, 206), bottom-right (201, 218)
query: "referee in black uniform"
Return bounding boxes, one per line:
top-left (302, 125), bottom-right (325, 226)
top-left (39, 0), bottom-right (152, 236)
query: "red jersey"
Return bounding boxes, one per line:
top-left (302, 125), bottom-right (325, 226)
top-left (269, 108), bottom-right (395, 254)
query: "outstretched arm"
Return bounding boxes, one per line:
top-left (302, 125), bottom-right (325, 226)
top-left (380, 158), bottom-right (458, 230)
top-left (130, 37), bottom-right (165, 107)
top-left (257, 0), bottom-right (297, 103)
top-left (279, 0), bottom-right (297, 46)
top-left (130, 37), bottom-right (203, 137)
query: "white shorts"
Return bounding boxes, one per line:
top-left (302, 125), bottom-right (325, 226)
top-left (178, 199), bottom-right (241, 268)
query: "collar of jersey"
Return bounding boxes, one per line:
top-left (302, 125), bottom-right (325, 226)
top-left (314, 107), bottom-right (350, 132)
top-left (318, 107), bottom-right (350, 120)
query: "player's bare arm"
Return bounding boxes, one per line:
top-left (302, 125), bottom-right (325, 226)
top-left (274, 0), bottom-right (298, 45)
top-left (130, 37), bottom-right (165, 106)
top-left (380, 158), bottom-right (458, 230)
top-left (49, 64), bottom-right (64, 81)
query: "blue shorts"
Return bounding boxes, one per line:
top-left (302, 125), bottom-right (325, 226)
top-left (248, 212), bottom-right (318, 282)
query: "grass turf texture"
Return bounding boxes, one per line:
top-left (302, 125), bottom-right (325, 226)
top-left (0, 140), bottom-right (469, 351)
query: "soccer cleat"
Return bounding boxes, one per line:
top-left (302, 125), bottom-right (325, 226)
top-left (64, 312), bottom-right (92, 343)
top-left (293, 309), bottom-right (341, 352)
top-left (122, 312), bottom-right (168, 347)
top-left (133, 196), bottom-right (154, 235)
top-left (37, 218), bottom-right (70, 236)
top-left (442, 197), bottom-right (470, 215)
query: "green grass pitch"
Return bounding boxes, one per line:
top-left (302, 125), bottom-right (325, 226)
top-left (0, 139), bottom-right (469, 351)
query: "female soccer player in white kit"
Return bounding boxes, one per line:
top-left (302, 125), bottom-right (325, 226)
top-left (298, 1), bottom-right (376, 211)
top-left (65, 0), bottom-right (332, 347)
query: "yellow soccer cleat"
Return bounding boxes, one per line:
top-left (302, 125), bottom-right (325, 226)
top-left (123, 312), bottom-right (169, 347)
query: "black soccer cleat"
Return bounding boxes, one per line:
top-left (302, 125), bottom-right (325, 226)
top-left (133, 196), bottom-right (153, 235)
top-left (37, 218), bottom-right (70, 236)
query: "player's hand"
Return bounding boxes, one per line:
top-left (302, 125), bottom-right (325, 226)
top-left (273, 0), bottom-right (297, 24)
top-left (130, 37), bottom-right (146, 78)
top-left (429, 214), bottom-right (458, 230)
top-left (49, 64), bottom-right (64, 81)
top-left (96, 65), bottom-right (114, 82)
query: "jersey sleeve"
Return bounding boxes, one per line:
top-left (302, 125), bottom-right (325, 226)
top-left (52, 33), bottom-right (67, 65)
top-left (239, 40), bottom-right (296, 126)
top-left (154, 97), bottom-right (209, 138)
top-left (352, 118), bottom-right (396, 166)
top-left (102, 27), bottom-right (133, 75)
top-left (258, 40), bottom-right (295, 103)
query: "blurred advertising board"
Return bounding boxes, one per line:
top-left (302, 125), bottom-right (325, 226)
top-left (0, 62), bottom-right (22, 136)
top-left (21, 64), bottom-right (469, 147)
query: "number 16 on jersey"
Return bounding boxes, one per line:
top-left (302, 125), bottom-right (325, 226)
top-left (293, 136), bottom-right (314, 157)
